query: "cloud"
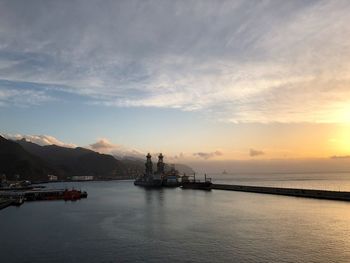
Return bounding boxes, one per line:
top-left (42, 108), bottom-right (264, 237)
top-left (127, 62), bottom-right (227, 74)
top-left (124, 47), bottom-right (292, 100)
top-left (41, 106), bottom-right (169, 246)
top-left (89, 138), bottom-right (143, 158)
top-left (0, 87), bottom-right (53, 107)
top-left (330, 155), bottom-right (350, 159)
top-left (90, 138), bottom-right (115, 151)
top-left (193, 151), bottom-right (223, 160)
top-left (0, 1), bottom-right (350, 123)
top-left (171, 152), bottom-right (185, 160)
top-left (2, 134), bottom-right (76, 148)
top-left (249, 148), bottom-right (265, 157)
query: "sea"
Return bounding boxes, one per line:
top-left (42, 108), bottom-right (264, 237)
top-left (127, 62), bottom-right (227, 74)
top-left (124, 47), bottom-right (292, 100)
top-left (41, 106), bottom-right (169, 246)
top-left (1, 172), bottom-right (350, 263)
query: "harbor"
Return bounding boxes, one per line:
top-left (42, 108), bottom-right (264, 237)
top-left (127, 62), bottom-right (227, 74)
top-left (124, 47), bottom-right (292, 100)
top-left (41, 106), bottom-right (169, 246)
top-left (133, 154), bottom-right (350, 201)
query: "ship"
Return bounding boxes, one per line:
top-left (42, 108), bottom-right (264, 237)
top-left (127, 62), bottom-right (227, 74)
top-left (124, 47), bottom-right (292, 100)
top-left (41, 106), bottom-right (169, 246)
top-left (23, 188), bottom-right (88, 201)
top-left (161, 160), bottom-right (180, 187)
top-left (181, 173), bottom-right (212, 190)
top-left (134, 153), bottom-right (163, 187)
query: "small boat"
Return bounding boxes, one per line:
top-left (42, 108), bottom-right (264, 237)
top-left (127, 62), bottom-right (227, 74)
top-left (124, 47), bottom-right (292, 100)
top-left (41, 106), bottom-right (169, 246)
top-left (64, 189), bottom-right (82, 201)
top-left (80, 191), bottom-right (88, 198)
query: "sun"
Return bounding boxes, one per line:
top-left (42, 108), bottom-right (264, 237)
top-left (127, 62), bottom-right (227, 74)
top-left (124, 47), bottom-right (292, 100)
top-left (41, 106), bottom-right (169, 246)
top-left (332, 124), bottom-right (350, 154)
top-left (333, 103), bottom-right (350, 123)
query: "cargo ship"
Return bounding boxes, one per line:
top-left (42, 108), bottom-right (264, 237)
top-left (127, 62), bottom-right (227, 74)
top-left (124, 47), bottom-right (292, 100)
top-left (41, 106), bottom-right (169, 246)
top-left (181, 174), bottom-right (212, 190)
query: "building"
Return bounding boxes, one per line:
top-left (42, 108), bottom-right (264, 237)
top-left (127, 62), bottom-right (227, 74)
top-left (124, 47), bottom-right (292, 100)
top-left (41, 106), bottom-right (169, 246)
top-left (48, 175), bottom-right (58, 181)
top-left (72, 176), bottom-right (94, 181)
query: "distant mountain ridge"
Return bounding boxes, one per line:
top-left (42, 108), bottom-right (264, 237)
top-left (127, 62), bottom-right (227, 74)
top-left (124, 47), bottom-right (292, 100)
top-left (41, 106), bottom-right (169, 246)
top-left (0, 136), bottom-right (194, 181)
top-left (16, 139), bottom-right (128, 179)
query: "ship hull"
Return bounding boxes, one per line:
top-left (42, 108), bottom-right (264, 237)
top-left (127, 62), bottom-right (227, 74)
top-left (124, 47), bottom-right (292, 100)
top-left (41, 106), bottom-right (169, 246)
top-left (134, 180), bottom-right (163, 187)
top-left (181, 181), bottom-right (212, 190)
top-left (162, 181), bottom-right (181, 188)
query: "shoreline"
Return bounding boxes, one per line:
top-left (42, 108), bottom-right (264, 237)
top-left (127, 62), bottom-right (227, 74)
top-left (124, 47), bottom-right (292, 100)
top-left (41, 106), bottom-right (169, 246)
top-left (31, 178), bottom-right (134, 185)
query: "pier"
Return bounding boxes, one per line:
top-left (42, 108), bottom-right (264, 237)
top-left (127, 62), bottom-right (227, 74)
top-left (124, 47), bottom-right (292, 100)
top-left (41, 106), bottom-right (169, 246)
top-left (212, 184), bottom-right (350, 201)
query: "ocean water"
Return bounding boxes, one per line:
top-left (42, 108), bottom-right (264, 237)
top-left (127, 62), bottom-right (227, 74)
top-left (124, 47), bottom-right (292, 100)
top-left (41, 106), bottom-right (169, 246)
top-left (1, 173), bottom-right (350, 263)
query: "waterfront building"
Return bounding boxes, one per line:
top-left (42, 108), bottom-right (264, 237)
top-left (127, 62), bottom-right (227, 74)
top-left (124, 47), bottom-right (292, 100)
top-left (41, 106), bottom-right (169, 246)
top-left (48, 174), bottom-right (58, 181)
top-left (72, 176), bottom-right (94, 181)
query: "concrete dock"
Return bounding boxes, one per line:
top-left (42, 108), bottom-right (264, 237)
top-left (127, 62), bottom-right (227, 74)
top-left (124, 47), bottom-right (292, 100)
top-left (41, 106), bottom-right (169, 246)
top-left (212, 184), bottom-right (350, 201)
top-left (0, 198), bottom-right (13, 210)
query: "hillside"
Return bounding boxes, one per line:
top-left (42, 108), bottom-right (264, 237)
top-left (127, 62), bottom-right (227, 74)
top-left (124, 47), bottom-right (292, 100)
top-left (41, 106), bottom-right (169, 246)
top-left (17, 139), bottom-right (129, 179)
top-left (0, 136), bottom-right (53, 180)
top-left (0, 137), bottom-right (194, 181)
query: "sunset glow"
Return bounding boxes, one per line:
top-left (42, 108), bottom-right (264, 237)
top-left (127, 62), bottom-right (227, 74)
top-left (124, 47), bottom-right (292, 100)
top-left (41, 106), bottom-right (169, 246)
top-left (0, 0), bottom-right (350, 165)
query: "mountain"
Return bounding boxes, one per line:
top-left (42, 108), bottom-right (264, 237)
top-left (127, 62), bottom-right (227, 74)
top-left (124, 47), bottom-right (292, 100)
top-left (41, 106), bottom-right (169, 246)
top-left (0, 137), bottom-right (194, 181)
top-left (0, 136), bottom-right (53, 180)
top-left (17, 139), bottom-right (129, 179)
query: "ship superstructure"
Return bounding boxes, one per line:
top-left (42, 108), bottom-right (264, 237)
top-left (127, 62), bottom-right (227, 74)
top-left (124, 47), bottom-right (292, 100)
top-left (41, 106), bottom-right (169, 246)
top-left (162, 164), bottom-right (180, 187)
top-left (134, 153), bottom-right (181, 188)
top-left (134, 153), bottom-right (162, 187)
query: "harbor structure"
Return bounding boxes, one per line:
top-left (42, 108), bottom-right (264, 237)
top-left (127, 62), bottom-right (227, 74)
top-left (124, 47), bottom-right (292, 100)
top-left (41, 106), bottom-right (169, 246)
top-left (134, 153), bottom-right (182, 187)
top-left (134, 152), bottom-right (212, 188)
top-left (134, 153), bottom-right (162, 187)
top-left (211, 184), bottom-right (350, 201)
top-left (181, 173), bottom-right (212, 190)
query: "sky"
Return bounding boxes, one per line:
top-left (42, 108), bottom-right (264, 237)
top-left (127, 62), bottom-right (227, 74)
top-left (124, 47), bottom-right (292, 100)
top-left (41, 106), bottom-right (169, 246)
top-left (1, 0), bottom-right (350, 167)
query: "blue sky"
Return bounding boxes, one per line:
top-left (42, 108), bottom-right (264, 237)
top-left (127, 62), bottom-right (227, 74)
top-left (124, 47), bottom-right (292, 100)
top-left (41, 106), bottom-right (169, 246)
top-left (1, 0), bottom-right (350, 161)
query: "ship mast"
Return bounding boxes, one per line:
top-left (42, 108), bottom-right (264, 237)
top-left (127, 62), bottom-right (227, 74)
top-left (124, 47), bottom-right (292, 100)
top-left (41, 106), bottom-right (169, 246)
top-left (145, 153), bottom-right (153, 176)
top-left (157, 153), bottom-right (165, 174)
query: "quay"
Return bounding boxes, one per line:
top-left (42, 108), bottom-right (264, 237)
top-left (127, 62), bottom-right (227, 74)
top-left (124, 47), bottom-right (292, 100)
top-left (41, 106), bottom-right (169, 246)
top-left (212, 184), bottom-right (350, 201)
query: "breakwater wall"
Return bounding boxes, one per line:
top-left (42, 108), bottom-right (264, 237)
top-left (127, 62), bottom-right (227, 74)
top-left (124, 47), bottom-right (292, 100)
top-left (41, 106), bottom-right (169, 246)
top-left (212, 184), bottom-right (350, 201)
